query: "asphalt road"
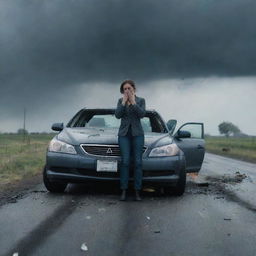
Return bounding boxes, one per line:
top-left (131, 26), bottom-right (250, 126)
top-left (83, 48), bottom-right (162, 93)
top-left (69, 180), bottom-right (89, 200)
top-left (1, 153), bottom-right (256, 256)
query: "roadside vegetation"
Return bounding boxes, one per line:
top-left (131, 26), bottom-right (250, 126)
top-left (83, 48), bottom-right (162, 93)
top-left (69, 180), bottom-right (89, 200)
top-left (205, 136), bottom-right (256, 163)
top-left (0, 133), bottom-right (55, 190)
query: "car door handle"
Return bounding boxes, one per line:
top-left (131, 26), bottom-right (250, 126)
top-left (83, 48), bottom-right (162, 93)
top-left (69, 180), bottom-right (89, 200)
top-left (197, 145), bottom-right (204, 149)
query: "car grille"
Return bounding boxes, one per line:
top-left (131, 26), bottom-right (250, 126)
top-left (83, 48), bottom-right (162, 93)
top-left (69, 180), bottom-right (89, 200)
top-left (80, 144), bottom-right (147, 157)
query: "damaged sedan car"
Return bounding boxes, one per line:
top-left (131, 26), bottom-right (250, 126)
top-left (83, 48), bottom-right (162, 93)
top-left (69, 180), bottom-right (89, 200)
top-left (43, 108), bottom-right (205, 195)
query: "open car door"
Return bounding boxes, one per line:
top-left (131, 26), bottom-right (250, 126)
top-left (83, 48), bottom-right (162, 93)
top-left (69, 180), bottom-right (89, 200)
top-left (174, 122), bottom-right (205, 172)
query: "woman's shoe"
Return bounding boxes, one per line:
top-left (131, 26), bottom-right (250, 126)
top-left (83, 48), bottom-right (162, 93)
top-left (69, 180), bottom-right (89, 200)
top-left (120, 190), bottom-right (127, 201)
top-left (134, 190), bottom-right (142, 201)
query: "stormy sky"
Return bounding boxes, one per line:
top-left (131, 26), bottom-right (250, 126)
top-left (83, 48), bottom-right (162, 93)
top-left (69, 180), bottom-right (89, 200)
top-left (0, 0), bottom-right (256, 135)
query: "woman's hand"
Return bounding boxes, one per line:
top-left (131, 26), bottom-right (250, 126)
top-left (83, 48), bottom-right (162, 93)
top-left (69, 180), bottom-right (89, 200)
top-left (122, 92), bottom-right (129, 105)
top-left (128, 91), bottom-right (136, 105)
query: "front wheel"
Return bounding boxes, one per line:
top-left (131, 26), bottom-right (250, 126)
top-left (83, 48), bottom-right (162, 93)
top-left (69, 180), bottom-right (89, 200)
top-left (173, 167), bottom-right (186, 196)
top-left (43, 166), bottom-right (67, 193)
top-left (165, 168), bottom-right (186, 196)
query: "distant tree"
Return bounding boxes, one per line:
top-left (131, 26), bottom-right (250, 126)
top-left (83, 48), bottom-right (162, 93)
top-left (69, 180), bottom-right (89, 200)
top-left (17, 128), bottom-right (28, 135)
top-left (218, 122), bottom-right (241, 137)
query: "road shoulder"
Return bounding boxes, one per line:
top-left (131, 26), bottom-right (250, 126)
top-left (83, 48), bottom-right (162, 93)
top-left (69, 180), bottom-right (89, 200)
top-left (0, 173), bottom-right (43, 207)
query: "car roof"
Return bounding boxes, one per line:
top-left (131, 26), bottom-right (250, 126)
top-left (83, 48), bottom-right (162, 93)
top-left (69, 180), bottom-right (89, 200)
top-left (80, 108), bottom-right (157, 113)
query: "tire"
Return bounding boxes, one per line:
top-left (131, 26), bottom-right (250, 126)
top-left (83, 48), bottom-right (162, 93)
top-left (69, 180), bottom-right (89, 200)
top-left (173, 167), bottom-right (186, 196)
top-left (164, 168), bottom-right (186, 196)
top-left (43, 166), bottom-right (67, 193)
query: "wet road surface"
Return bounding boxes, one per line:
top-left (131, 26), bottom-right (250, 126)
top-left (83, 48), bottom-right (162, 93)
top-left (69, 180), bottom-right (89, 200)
top-left (0, 153), bottom-right (256, 256)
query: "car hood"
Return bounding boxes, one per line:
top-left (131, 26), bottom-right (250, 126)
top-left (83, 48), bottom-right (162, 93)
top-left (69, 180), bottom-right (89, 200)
top-left (57, 127), bottom-right (173, 148)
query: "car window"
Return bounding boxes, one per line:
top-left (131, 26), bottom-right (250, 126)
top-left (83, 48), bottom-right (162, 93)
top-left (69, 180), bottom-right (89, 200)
top-left (179, 123), bottom-right (203, 139)
top-left (67, 111), bottom-right (168, 133)
top-left (87, 115), bottom-right (154, 131)
top-left (141, 118), bottom-right (152, 132)
top-left (87, 115), bottom-right (120, 128)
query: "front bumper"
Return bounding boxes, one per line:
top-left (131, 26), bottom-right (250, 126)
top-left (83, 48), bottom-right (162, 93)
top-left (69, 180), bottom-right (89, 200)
top-left (46, 169), bottom-right (180, 183)
top-left (45, 151), bottom-right (185, 185)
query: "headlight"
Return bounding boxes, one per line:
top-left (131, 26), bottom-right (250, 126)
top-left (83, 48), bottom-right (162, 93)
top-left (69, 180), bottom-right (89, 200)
top-left (149, 143), bottom-right (179, 157)
top-left (48, 138), bottom-right (77, 154)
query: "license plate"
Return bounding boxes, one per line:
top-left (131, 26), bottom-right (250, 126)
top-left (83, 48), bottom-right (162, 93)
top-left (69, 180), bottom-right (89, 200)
top-left (97, 159), bottom-right (118, 172)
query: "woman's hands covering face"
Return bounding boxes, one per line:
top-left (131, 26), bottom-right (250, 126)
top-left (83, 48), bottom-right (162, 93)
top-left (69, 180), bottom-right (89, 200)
top-left (122, 87), bottom-right (135, 105)
top-left (127, 90), bottom-right (135, 104)
top-left (122, 92), bottom-right (129, 104)
top-left (123, 92), bottom-right (129, 103)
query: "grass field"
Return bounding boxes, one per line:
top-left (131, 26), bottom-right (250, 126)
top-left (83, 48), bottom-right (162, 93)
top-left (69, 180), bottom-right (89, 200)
top-left (0, 134), bottom-right (255, 190)
top-left (205, 136), bottom-right (256, 163)
top-left (0, 134), bottom-right (55, 189)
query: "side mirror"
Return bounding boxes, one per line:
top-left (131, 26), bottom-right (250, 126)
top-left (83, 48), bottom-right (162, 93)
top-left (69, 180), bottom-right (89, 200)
top-left (175, 130), bottom-right (191, 138)
top-left (166, 119), bottom-right (177, 135)
top-left (51, 123), bottom-right (64, 131)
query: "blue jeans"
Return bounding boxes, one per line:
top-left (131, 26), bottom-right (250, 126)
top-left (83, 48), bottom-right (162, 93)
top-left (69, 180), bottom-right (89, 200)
top-left (118, 126), bottom-right (144, 190)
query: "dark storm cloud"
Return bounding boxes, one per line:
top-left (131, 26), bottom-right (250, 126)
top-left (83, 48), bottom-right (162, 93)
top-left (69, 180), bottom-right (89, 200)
top-left (0, 0), bottom-right (256, 122)
top-left (1, 0), bottom-right (256, 82)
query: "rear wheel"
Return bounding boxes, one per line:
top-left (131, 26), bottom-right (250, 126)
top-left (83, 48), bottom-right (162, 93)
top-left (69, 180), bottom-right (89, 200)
top-left (43, 166), bottom-right (67, 193)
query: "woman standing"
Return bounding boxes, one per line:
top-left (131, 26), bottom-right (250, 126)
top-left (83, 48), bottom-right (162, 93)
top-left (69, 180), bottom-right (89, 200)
top-left (115, 80), bottom-right (146, 201)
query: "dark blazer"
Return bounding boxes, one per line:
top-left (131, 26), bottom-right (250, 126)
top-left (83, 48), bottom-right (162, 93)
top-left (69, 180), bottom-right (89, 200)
top-left (115, 95), bottom-right (146, 136)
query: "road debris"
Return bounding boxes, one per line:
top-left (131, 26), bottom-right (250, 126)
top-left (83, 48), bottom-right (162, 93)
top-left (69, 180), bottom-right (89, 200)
top-left (235, 171), bottom-right (247, 182)
top-left (107, 201), bottom-right (117, 205)
top-left (214, 196), bottom-right (225, 199)
top-left (246, 175), bottom-right (253, 183)
top-left (98, 208), bottom-right (106, 213)
top-left (154, 230), bottom-right (161, 233)
top-left (9, 198), bottom-right (17, 203)
top-left (197, 182), bottom-right (209, 187)
top-left (31, 190), bottom-right (47, 193)
top-left (81, 243), bottom-right (88, 251)
top-left (206, 171), bottom-right (247, 184)
top-left (224, 218), bottom-right (232, 221)
top-left (143, 188), bottom-right (155, 192)
top-left (146, 216), bottom-right (150, 220)
top-left (86, 216), bottom-right (91, 220)
top-left (13, 253), bottom-right (18, 256)
top-left (187, 173), bottom-right (199, 180)
top-left (198, 211), bottom-right (206, 218)
top-left (79, 202), bottom-right (89, 206)
top-left (8, 194), bottom-right (23, 203)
